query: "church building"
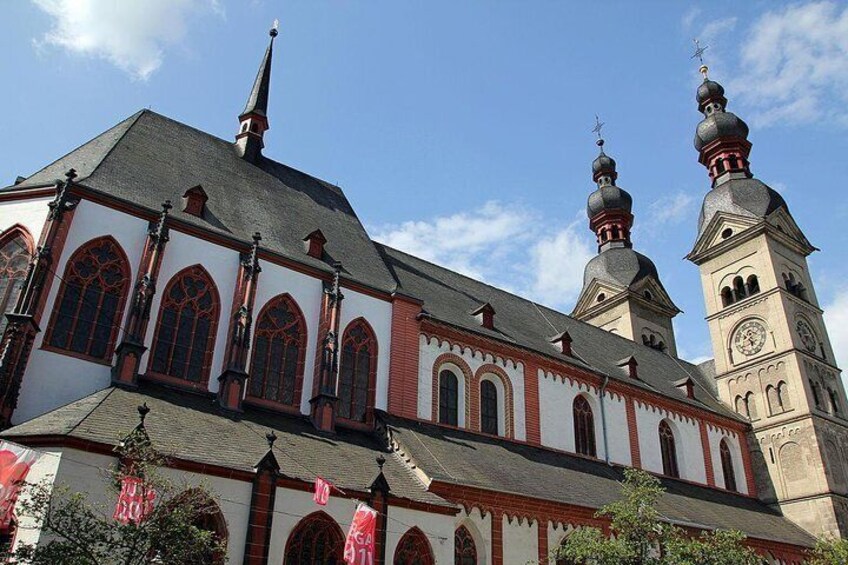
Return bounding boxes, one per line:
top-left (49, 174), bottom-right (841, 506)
top-left (0, 26), bottom-right (845, 564)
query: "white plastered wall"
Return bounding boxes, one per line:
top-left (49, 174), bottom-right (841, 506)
top-left (0, 197), bottom-right (51, 241)
top-left (417, 335), bottom-right (527, 440)
top-left (503, 515), bottom-right (537, 565)
top-left (16, 201), bottom-right (148, 423)
top-left (538, 369), bottom-right (631, 465)
top-left (707, 425), bottom-right (748, 494)
top-left (636, 401), bottom-right (706, 483)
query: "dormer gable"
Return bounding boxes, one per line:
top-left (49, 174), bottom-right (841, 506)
top-left (550, 331), bottom-right (573, 356)
top-left (182, 184), bottom-right (208, 217)
top-left (617, 355), bottom-right (638, 380)
top-left (674, 376), bottom-right (696, 399)
top-left (303, 229), bottom-right (327, 259)
top-left (471, 302), bottom-right (495, 330)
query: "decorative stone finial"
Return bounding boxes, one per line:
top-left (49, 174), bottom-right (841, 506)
top-left (137, 402), bottom-right (150, 425)
top-left (376, 454), bottom-right (386, 471)
top-left (266, 430), bottom-right (277, 449)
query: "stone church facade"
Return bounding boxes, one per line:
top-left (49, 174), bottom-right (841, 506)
top-left (0, 28), bottom-right (843, 564)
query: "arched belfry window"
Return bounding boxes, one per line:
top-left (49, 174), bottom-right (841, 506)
top-left (573, 396), bottom-right (597, 457)
top-left (454, 525), bottom-right (477, 565)
top-left (480, 379), bottom-right (499, 435)
top-left (248, 294), bottom-right (306, 407)
top-left (746, 275), bottom-right (760, 296)
top-left (438, 370), bottom-right (459, 426)
top-left (46, 237), bottom-right (130, 361)
top-left (720, 286), bottom-right (733, 308)
top-left (150, 265), bottom-right (220, 384)
top-left (719, 439), bottom-right (738, 492)
top-left (337, 319), bottom-right (377, 422)
top-left (284, 511), bottom-right (344, 565)
top-left (732, 276), bottom-right (746, 302)
top-left (0, 228), bottom-right (32, 336)
top-left (394, 527), bottom-right (435, 565)
top-left (658, 420), bottom-right (679, 478)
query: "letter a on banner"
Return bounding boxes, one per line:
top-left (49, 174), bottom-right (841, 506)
top-left (0, 440), bottom-right (40, 529)
top-left (343, 503), bottom-right (377, 565)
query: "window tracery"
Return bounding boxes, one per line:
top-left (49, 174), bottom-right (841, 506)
top-left (0, 232), bottom-right (31, 336)
top-left (659, 420), bottom-right (679, 478)
top-left (337, 319), bottom-right (376, 422)
top-left (248, 295), bottom-right (306, 406)
top-left (573, 395), bottom-right (596, 457)
top-left (284, 512), bottom-right (344, 565)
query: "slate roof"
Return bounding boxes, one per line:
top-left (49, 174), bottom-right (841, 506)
top-left (582, 247), bottom-right (661, 289)
top-left (376, 243), bottom-right (737, 420)
top-left (387, 416), bottom-right (816, 547)
top-left (1, 385), bottom-right (450, 509)
top-left (5, 110), bottom-right (397, 293)
top-left (698, 177), bottom-right (787, 236)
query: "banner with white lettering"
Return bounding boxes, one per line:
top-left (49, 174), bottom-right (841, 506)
top-left (113, 476), bottom-right (157, 525)
top-left (343, 503), bottom-right (377, 565)
top-left (0, 441), bottom-right (40, 529)
top-left (313, 476), bottom-right (331, 506)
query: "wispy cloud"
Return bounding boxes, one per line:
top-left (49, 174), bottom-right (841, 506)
top-left (32, 0), bottom-right (222, 80)
top-left (730, 1), bottom-right (848, 127)
top-left (824, 288), bottom-right (848, 383)
top-left (372, 202), bottom-right (594, 310)
top-left (647, 192), bottom-right (695, 227)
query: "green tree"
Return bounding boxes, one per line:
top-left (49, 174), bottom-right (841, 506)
top-left (808, 536), bottom-right (848, 565)
top-left (554, 468), bottom-right (762, 565)
top-left (6, 416), bottom-right (226, 564)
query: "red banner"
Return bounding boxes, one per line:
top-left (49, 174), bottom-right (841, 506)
top-left (343, 503), bottom-right (377, 565)
top-left (0, 441), bottom-right (39, 529)
top-left (113, 476), bottom-right (156, 525)
top-left (313, 476), bottom-right (332, 506)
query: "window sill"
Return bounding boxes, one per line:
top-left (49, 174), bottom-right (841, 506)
top-left (244, 396), bottom-right (302, 415)
top-left (143, 371), bottom-right (210, 393)
top-left (40, 344), bottom-right (113, 367)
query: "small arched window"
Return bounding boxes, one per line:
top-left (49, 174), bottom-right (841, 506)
top-left (828, 389), bottom-right (840, 416)
top-left (810, 379), bottom-right (822, 409)
top-left (732, 276), bottom-right (746, 302)
top-left (454, 525), bottom-right (477, 565)
top-left (46, 237), bottom-right (130, 361)
top-left (480, 379), bottom-right (499, 435)
top-left (248, 295), bottom-right (306, 407)
top-left (777, 381), bottom-right (791, 412)
top-left (735, 395), bottom-right (746, 417)
top-left (394, 527), bottom-right (434, 565)
top-left (658, 420), bottom-right (679, 478)
top-left (285, 511), bottom-right (344, 565)
top-left (337, 319), bottom-right (377, 422)
top-left (0, 230), bottom-right (32, 336)
top-left (746, 275), bottom-right (760, 296)
top-left (766, 384), bottom-right (783, 415)
top-left (573, 396), bottom-right (596, 457)
top-left (611, 226), bottom-right (620, 239)
top-left (720, 286), bottom-right (733, 307)
top-left (150, 265), bottom-right (220, 384)
top-left (438, 370), bottom-right (459, 426)
top-left (715, 158), bottom-right (726, 174)
top-left (745, 391), bottom-right (758, 420)
top-left (720, 439), bottom-right (738, 492)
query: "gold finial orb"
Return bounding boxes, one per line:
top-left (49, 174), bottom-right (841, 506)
top-left (699, 64), bottom-right (709, 80)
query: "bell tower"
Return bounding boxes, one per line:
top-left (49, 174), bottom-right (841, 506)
top-left (686, 61), bottom-right (848, 537)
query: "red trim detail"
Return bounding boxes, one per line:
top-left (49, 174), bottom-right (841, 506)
top-left (431, 353), bottom-right (473, 427)
top-left (699, 420), bottom-right (716, 487)
top-left (491, 510), bottom-right (503, 565)
top-left (537, 518), bottom-right (548, 564)
top-left (625, 395), bottom-right (641, 468)
top-left (387, 295), bottom-right (421, 419)
top-left (523, 360), bottom-right (542, 444)
top-left (472, 364), bottom-right (515, 439)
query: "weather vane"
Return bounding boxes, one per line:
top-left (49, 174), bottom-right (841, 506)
top-left (592, 115), bottom-right (605, 141)
top-left (691, 38), bottom-right (709, 79)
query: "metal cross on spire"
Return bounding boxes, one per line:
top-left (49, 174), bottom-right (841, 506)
top-left (592, 115), bottom-right (605, 140)
top-left (691, 38), bottom-right (709, 79)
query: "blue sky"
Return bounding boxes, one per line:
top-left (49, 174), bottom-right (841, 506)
top-left (3, 1), bottom-right (848, 368)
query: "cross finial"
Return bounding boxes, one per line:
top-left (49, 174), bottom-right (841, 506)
top-left (376, 454), bottom-right (386, 471)
top-left (270, 19), bottom-right (279, 38)
top-left (592, 115), bottom-right (605, 141)
top-left (266, 430), bottom-right (277, 449)
top-left (137, 402), bottom-right (150, 426)
top-left (691, 38), bottom-right (709, 79)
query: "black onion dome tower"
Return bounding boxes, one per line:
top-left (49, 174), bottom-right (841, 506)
top-left (573, 133), bottom-right (680, 356)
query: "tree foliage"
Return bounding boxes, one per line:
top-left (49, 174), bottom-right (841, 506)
top-left (6, 423), bottom-right (226, 564)
top-left (808, 536), bottom-right (848, 565)
top-left (555, 468), bottom-right (761, 565)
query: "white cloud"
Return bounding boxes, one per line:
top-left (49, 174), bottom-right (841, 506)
top-left (730, 1), bottom-right (848, 126)
top-left (647, 192), bottom-right (695, 227)
top-left (824, 288), bottom-right (848, 377)
top-left (32, 0), bottom-right (222, 80)
top-left (372, 202), bottom-right (595, 310)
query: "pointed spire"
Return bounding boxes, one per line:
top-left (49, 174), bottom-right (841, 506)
top-left (236, 22), bottom-right (279, 163)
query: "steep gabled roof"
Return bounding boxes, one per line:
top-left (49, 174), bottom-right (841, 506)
top-left (6, 110), bottom-right (397, 293)
top-left (376, 243), bottom-right (735, 419)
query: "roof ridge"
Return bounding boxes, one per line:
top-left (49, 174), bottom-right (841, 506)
top-left (66, 387), bottom-right (118, 437)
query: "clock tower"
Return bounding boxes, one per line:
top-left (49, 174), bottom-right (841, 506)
top-left (686, 66), bottom-right (848, 537)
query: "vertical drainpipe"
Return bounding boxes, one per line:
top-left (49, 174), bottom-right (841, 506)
top-left (600, 375), bottom-right (611, 464)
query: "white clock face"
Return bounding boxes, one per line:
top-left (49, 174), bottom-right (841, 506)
top-left (796, 319), bottom-right (817, 352)
top-left (734, 320), bottom-right (767, 356)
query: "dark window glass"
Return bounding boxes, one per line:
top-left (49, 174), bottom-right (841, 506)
top-left (337, 321), bottom-right (375, 422)
top-left (47, 238), bottom-right (128, 360)
top-left (659, 420), bottom-right (679, 478)
top-left (454, 526), bottom-right (477, 565)
top-left (573, 396), bottom-right (597, 457)
top-left (285, 512), bottom-right (344, 565)
top-left (150, 266), bottom-right (219, 383)
top-left (480, 380), bottom-right (498, 435)
top-left (394, 527), bottom-right (434, 565)
top-left (248, 296), bottom-right (305, 406)
top-left (720, 439), bottom-right (737, 492)
top-left (439, 370), bottom-right (459, 426)
top-left (0, 234), bottom-right (29, 336)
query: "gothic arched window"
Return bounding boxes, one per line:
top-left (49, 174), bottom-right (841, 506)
top-left (480, 379), bottom-right (499, 435)
top-left (454, 525), bottom-right (477, 565)
top-left (248, 295), bottom-right (306, 407)
top-left (150, 265), bottom-right (220, 384)
top-left (337, 319), bottom-right (377, 422)
top-left (394, 527), bottom-right (434, 565)
top-left (0, 229), bottom-right (32, 336)
top-left (438, 370), bottom-right (459, 426)
top-left (46, 237), bottom-right (129, 361)
top-left (573, 396), bottom-right (596, 457)
top-left (284, 511), bottom-right (344, 565)
top-left (719, 439), bottom-right (738, 492)
top-left (659, 420), bottom-right (679, 478)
